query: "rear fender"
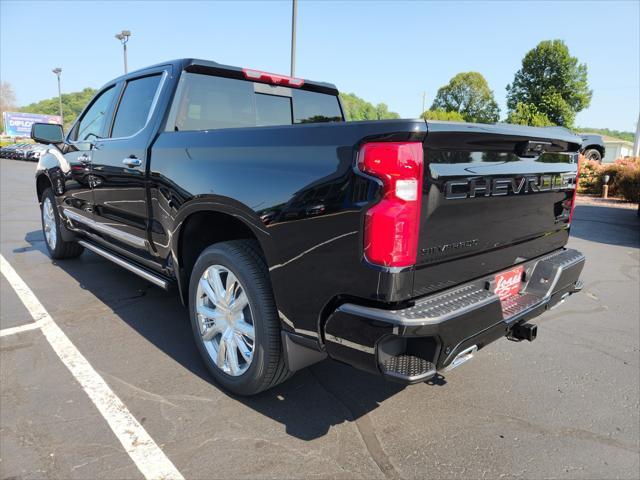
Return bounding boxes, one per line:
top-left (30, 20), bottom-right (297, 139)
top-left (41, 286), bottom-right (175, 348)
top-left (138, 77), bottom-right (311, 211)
top-left (169, 196), bottom-right (276, 304)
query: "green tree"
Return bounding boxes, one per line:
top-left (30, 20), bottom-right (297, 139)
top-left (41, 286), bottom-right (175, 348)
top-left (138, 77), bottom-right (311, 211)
top-left (430, 72), bottom-right (500, 123)
top-left (506, 102), bottom-right (554, 127)
top-left (21, 87), bottom-right (97, 131)
top-left (577, 127), bottom-right (634, 143)
top-left (339, 92), bottom-right (400, 121)
top-left (506, 40), bottom-right (592, 127)
top-left (421, 109), bottom-right (465, 122)
top-left (373, 102), bottom-right (398, 120)
top-left (1, 82), bottom-right (18, 133)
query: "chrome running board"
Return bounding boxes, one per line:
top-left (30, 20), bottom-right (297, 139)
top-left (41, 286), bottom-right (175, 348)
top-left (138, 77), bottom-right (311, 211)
top-left (78, 240), bottom-right (170, 289)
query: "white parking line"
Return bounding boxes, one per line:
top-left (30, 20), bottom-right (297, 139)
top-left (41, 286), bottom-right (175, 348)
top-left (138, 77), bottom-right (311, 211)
top-left (0, 254), bottom-right (184, 480)
top-left (0, 322), bottom-right (41, 337)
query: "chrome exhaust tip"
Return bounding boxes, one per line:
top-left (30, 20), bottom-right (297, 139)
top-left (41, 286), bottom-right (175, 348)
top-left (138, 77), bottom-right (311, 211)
top-left (442, 345), bottom-right (478, 372)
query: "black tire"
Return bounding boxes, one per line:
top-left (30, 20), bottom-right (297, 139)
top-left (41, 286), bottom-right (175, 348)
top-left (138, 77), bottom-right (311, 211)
top-left (40, 188), bottom-right (84, 260)
top-left (188, 240), bottom-right (292, 396)
top-left (584, 148), bottom-right (602, 162)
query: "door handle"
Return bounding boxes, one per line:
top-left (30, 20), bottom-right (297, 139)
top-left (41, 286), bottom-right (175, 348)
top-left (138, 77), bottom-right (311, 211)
top-left (122, 157), bottom-right (142, 168)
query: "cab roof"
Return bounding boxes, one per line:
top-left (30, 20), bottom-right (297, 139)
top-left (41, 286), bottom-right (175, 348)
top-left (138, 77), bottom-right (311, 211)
top-left (114, 58), bottom-right (339, 96)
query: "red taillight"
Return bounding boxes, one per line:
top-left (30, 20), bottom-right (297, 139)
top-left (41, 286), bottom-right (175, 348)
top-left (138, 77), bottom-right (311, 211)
top-left (242, 68), bottom-right (305, 87)
top-left (568, 154), bottom-right (582, 223)
top-left (357, 142), bottom-right (424, 267)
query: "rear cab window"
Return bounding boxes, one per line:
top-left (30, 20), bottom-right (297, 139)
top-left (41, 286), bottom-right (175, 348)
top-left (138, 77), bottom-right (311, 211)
top-left (166, 72), bottom-right (343, 131)
top-left (292, 89), bottom-right (343, 124)
top-left (255, 93), bottom-right (291, 126)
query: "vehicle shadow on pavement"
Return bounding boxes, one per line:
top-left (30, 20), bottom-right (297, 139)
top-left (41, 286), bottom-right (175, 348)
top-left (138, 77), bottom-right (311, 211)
top-left (570, 204), bottom-right (640, 248)
top-left (17, 230), bottom-right (446, 440)
top-left (245, 364), bottom-right (446, 440)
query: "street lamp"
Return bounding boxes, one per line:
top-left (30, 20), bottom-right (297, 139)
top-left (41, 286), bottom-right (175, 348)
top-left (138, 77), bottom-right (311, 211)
top-left (52, 68), bottom-right (63, 125)
top-left (290, 0), bottom-right (297, 77)
top-left (115, 30), bottom-right (131, 73)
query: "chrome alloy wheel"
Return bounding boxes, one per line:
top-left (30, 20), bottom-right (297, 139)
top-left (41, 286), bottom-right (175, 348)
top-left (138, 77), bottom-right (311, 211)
top-left (42, 197), bottom-right (57, 250)
top-left (196, 265), bottom-right (255, 376)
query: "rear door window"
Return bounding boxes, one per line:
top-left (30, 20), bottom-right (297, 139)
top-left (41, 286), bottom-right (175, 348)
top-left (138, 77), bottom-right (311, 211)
top-left (111, 74), bottom-right (162, 138)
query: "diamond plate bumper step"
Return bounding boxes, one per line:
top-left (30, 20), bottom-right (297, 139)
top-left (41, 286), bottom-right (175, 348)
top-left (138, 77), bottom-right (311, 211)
top-left (380, 354), bottom-right (436, 383)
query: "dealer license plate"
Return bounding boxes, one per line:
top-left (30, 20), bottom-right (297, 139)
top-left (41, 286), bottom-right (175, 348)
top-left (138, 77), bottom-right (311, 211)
top-left (494, 266), bottom-right (524, 301)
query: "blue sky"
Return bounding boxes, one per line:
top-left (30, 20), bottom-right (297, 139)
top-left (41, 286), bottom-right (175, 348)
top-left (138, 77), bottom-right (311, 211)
top-left (1, 0), bottom-right (638, 131)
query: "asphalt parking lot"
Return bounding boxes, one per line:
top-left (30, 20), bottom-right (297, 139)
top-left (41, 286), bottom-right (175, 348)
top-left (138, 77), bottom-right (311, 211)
top-left (1, 158), bottom-right (639, 479)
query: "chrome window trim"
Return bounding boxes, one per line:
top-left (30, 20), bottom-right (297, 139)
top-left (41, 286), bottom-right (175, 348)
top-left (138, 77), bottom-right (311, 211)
top-left (101, 70), bottom-right (169, 142)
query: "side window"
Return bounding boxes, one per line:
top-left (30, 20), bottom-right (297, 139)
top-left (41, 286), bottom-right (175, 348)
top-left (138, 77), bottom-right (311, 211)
top-left (111, 74), bottom-right (162, 138)
top-left (74, 86), bottom-right (116, 141)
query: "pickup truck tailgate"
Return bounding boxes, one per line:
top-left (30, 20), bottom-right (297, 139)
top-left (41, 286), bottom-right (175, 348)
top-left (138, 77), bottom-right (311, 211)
top-left (414, 122), bottom-right (581, 297)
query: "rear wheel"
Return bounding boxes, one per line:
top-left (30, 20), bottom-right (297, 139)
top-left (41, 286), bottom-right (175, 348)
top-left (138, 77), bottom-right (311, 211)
top-left (40, 188), bottom-right (84, 259)
top-left (188, 240), bottom-right (292, 395)
top-left (584, 148), bottom-right (602, 162)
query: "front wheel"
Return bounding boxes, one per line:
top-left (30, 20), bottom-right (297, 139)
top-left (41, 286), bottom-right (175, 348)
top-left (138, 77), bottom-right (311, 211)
top-left (40, 188), bottom-right (84, 259)
top-left (188, 240), bottom-right (292, 395)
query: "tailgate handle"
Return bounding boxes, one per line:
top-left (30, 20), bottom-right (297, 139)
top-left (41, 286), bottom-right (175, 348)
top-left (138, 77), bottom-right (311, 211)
top-left (516, 141), bottom-right (552, 157)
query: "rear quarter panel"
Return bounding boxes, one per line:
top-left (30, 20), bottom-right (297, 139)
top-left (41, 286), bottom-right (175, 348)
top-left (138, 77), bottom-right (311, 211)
top-left (149, 119), bottom-right (427, 339)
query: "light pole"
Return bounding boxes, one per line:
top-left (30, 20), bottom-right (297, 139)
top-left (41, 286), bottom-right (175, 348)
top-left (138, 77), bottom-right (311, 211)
top-left (115, 30), bottom-right (131, 73)
top-left (52, 68), bottom-right (63, 125)
top-left (290, 0), bottom-right (297, 77)
top-left (633, 112), bottom-right (640, 157)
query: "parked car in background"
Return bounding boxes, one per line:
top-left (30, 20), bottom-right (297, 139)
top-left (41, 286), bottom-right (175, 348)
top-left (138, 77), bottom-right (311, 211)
top-left (1, 143), bottom-right (30, 159)
top-left (14, 144), bottom-right (35, 160)
top-left (1, 144), bottom-right (17, 158)
top-left (580, 134), bottom-right (606, 162)
top-left (0, 143), bottom-right (46, 161)
top-left (26, 144), bottom-right (48, 161)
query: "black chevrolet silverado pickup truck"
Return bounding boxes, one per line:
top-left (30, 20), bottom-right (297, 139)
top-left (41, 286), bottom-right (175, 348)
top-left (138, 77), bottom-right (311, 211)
top-left (31, 59), bottom-right (585, 395)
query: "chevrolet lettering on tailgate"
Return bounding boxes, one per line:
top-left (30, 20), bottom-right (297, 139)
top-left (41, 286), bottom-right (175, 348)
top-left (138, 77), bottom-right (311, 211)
top-left (445, 173), bottom-right (577, 200)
